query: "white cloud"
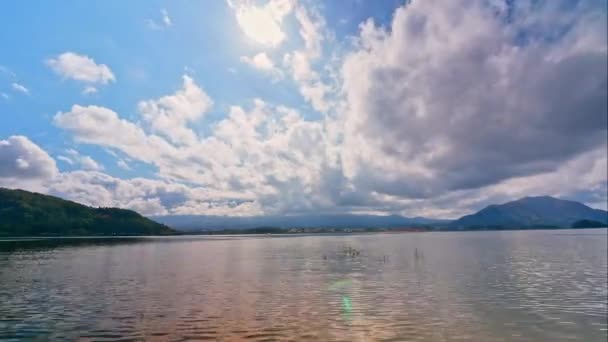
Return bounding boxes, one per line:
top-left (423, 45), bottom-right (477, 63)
top-left (295, 6), bottom-right (324, 58)
top-left (53, 104), bottom-right (172, 165)
top-left (48, 170), bottom-right (261, 216)
top-left (240, 52), bottom-right (283, 80)
top-left (53, 78), bottom-right (218, 185)
top-left (0, 136), bottom-right (57, 190)
top-left (339, 0), bottom-right (607, 200)
top-left (161, 9), bottom-right (172, 26)
top-left (1, 93), bottom-right (8, 100)
top-left (11, 82), bottom-right (29, 95)
top-left (137, 75), bottom-right (213, 146)
top-left (40, 1), bottom-right (608, 217)
top-left (283, 6), bottom-right (332, 112)
top-left (52, 87), bottom-right (340, 214)
top-left (0, 136), bottom-right (261, 216)
top-left (228, 0), bottom-right (294, 46)
top-left (117, 159), bottom-right (132, 171)
top-left (412, 146), bottom-right (608, 218)
top-left (82, 86), bottom-right (98, 95)
top-left (57, 155), bottom-right (74, 165)
top-left (147, 8), bottom-right (173, 30)
top-left (62, 149), bottom-right (104, 171)
top-left (103, 148), bottom-right (118, 157)
top-left (240, 52), bottom-right (274, 70)
top-left (79, 155), bottom-right (103, 171)
top-left (284, 51), bottom-right (315, 81)
top-left (299, 81), bottom-right (330, 113)
top-left (46, 52), bottom-right (115, 86)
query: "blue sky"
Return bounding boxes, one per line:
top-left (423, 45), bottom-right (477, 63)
top-left (0, 0), bottom-right (399, 174)
top-left (0, 0), bottom-right (606, 218)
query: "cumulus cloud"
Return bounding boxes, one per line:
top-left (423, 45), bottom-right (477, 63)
top-left (0, 136), bottom-right (255, 216)
top-left (0, 136), bottom-right (57, 188)
top-left (52, 82), bottom-right (343, 214)
top-left (53, 104), bottom-right (174, 166)
top-left (33, 0), bottom-right (608, 217)
top-left (49, 170), bottom-right (261, 216)
top-left (340, 0), bottom-right (607, 200)
top-left (0, 135), bottom-right (261, 216)
top-left (46, 52), bottom-right (115, 87)
top-left (138, 75), bottom-right (213, 145)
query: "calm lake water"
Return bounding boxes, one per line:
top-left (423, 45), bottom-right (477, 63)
top-left (0, 229), bottom-right (606, 341)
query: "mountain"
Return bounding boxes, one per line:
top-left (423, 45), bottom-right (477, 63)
top-left (0, 188), bottom-right (175, 236)
top-left (152, 214), bottom-right (449, 231)
top-left (5, 189), bottom-right (602, 236)
top-left (451, 196), bottom-right (608, 229)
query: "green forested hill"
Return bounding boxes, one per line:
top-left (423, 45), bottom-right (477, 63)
top-left (0, 188), bottom-right (175, 236)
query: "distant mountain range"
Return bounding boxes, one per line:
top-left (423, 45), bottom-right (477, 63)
top-left (154, 195), bottom-right (607, 231)
top-left (1, 187), bottom-right (606, 236)
top-left (152, 214), bottom-right (449, 231)
top-left (450, 196), bottom-right (607, 229)
top-left (0, 188), bottom-right (175, 236)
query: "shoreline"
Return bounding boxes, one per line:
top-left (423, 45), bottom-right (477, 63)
top-left (1, 226), bottom-right (606, 240)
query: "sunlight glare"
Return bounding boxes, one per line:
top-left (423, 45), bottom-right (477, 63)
top-left (233, 0), bottom-right (292, 47)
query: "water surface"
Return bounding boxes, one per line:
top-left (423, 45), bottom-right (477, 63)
top-left (1, 230), bottom-right (606, 341)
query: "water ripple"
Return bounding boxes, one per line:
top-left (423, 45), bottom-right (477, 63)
top-left (0, 230), bottom-right (606, 341)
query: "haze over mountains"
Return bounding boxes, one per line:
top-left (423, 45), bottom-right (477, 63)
top-left (155, 196), bottom-right (607, 231)
top-left (152, 214), bottom-right (449, 231)
top-left (1, 188), bottom-right (606, 236)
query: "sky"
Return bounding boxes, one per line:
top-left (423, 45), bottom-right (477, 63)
top-left (0, 0), bottom-right (606, 219)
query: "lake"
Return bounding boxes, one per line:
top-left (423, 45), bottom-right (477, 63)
top-left (0, 229), bottom-right (606, 341)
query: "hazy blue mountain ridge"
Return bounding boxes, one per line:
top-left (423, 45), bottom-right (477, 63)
top-left (2, 188), bottom-right (606, 234)
top-left (155, 196), bottom-right (607, 231)
top-left (152, 214), bottom-right (449, 231)
top-left (451, 196), bottom-right (608, 229)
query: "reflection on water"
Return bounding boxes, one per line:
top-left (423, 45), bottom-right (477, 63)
top-left (0, 230), bottom-right (606, 341)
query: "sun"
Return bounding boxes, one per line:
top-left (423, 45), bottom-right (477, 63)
top-left (231, 0), bottom-right (293, 47)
